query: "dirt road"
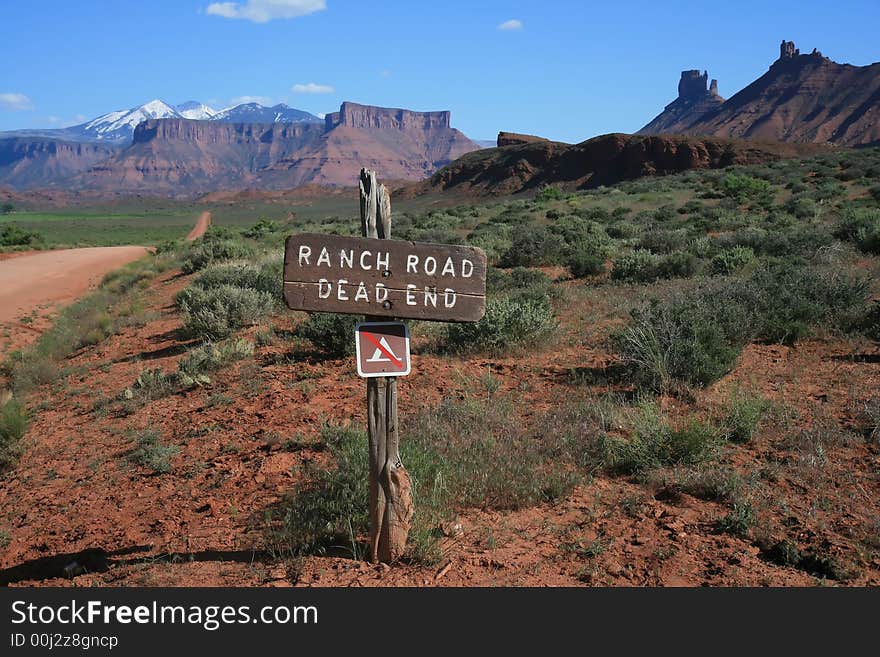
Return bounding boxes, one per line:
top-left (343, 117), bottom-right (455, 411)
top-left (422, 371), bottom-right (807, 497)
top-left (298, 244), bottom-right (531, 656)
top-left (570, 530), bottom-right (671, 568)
top-left (0, 246), bottom-right (149, 351)
top-left (186, 211), bottom-right (211, 241)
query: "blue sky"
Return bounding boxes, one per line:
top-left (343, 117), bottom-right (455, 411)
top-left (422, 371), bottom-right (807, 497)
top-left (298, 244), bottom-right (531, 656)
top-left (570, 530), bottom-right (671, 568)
top-left (1, 0), bottom-right (879, 142)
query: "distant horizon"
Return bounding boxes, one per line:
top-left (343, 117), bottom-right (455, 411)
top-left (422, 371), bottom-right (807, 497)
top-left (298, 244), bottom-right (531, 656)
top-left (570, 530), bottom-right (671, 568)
top-left (2, 1), bottom-right (879, 142)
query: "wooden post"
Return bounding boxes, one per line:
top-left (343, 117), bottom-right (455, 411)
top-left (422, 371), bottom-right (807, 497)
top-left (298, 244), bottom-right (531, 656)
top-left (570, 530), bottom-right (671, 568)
top-left (359, 168), bottom-right (413, 563)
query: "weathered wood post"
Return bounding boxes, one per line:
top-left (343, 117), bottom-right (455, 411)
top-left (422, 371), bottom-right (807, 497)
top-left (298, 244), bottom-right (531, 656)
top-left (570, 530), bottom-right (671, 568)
top-left (283, 174), bottom-right (487, 564)
top-left (359, 168), bottom-right (413, 562)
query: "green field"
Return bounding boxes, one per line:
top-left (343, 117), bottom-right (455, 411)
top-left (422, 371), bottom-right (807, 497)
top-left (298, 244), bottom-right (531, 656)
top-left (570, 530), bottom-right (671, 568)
top-left (0, 191), bottom-right (462, 249)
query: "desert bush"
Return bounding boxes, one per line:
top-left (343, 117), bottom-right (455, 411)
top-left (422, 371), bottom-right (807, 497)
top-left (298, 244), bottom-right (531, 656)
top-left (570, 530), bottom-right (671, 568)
top-left (191, 257), bottom-right (282, 298)
top-left (834, 208), bottom-right (880, 241)
top-left (296, 313), bottom-right (359, 357)
top-left (862, 302), bottom-right (880, 340)
top-left (784, 196), bottom-right (818, 219)
top-left (126, 429), bottom-right (178, 475)
top-left (0, 400), bottom-right (27, 472)
top-left (177, 338), bottom-right (254, 378)
top-left (746, 266), bottom-right (868, 344)
top-left (614, 284), bottom-right (753, 388)
top-left (444, 296), bottom-right (555, 353)
top-left (498, 225), bottom-right (565, 267)
top-left (710, 246), bottom-right (755, 275)
top-left (566, 247), bottom-right (605, 278)
top-left (720, 389), bottom-right (769, 443)
top-left (611, 249), bottom-right (698, 282)
top-left (125, 368), bottom-right (180, 402)
top-left (548, 217), bottom-right (614, 256)
top-left (536, 185), bottom-right (564, 202)
top-left (715, 502), bottom-right (757, 537)
top-left (0, 223), bottom-right (41, 247)
top-left (181, 235), bottom-right (252, 274)
top-left (606, 221), bottom-right (639, 239)
top-left (659, 465), bottom-right (746, 502)
top-left (615, 266), bottom-right (868, 388)
top-left (601, 402), bottom-right (719, 475)
top-left (720, 174), bottom-right (771, 202)
top-left (179, 285), bottom-right (276, 340)
top-left (487, 267), bottom-right (556, 297)
top-left (856, 223), bottom-right (880, 254)
top-left (637, 229), bottom-right (689, 254)
top-left (242, 218), bottom-right (280, 239)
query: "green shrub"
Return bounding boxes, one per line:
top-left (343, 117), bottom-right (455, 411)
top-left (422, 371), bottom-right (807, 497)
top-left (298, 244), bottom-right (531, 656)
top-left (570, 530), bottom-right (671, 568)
top-left (126, 429), bottom-right (179, 475)
top-left (179, 285), bottom-right (276, 340)
top-left (834, 208), bottom-right (880, 241)
top-left (862, 302), bottom-right (880, 340)
top-left (856, 224), bottom-right (880, 254)
top-left (710, 246), bottom-right (755, 275)
top-left (566, 248), bottom-right (605, 278)
top-left (178, 338), bottom-right (254, 377)
top-left (296, 313), bottom-right (359, 357)
top-left (0, 223), bottom-right (41, 247)
top-left (181, 236), bottom-right (252, 274)
top-left (747, 267), bottom-right (868, 344)
top-left (601, 402), bottom-right (719, 475)
top-left (498, 225), bottom-right (565, 267)
top-left (720, 389), bottom-right (768, 443)
top-left (715, 502), bottom-right (756, 537)
top-left (785, 196), bottom-right (818, 219)
top-left (191, 257), bottom-right (282, 298)
top-left (242, 218), bottom-right (280, 239)
top-left (637, 229), bottom-right (689, 254)
top-left (536, 185), bottom-right (564, 202)
top-left (720, 174), bottom-right (771, 202)
top-left (0, 400), bottom-right (28, 472)
top-left (488, 266), bottom-right (549, 292)
top-left (615, 266), bottom-right (869, 388)
top-left (125, 368), bottom-right (179, 402)
top-left (611, 249), bottom-right (698, 283)
top-left (614, 285), bottom-right (753, 389)
top-left (549, 217), bottom-right (614, 257)
top-left (444, 296), bottom-right (556, 353)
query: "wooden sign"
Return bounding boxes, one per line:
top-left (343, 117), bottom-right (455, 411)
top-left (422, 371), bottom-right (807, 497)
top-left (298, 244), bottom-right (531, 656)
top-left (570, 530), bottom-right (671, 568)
top-left (283, 233), bottom-right (487, 322)
top-left (355, 322), bottom-right (411, 377)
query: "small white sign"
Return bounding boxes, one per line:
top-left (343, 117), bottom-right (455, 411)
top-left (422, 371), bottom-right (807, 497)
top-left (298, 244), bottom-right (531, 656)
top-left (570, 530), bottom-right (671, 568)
top-left (355, 322), bottom-right (411, 378)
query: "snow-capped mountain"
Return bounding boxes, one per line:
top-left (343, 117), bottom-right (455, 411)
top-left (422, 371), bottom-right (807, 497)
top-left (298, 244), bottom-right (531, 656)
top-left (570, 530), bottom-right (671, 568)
top-left (212, 102), bottom-right (321, 125)
top-left (176, 101), bottom-right (218, 120)
top-left (77, 99), bottom-right (181, 143)
top-left (0, 99), bottom-right (322, 144)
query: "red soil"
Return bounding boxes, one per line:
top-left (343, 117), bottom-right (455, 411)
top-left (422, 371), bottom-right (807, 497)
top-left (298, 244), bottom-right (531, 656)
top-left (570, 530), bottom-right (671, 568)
top-left (0, 268), bottom-right (877, 588)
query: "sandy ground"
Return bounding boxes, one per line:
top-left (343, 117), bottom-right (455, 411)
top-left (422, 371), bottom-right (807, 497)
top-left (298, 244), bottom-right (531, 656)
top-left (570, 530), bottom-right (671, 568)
top-left (0, 246), bottom-right (149, 352)
top-left (186, 212), bottom-right (211, 241)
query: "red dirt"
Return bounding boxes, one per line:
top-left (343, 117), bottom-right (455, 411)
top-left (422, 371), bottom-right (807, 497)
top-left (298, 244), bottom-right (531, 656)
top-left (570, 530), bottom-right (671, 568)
top-left (186, 211), bottom-right (211, 241)
top-left (0, 267), bottom-right (878, 588)
top-left (0, 246), bottom-right (149, 353)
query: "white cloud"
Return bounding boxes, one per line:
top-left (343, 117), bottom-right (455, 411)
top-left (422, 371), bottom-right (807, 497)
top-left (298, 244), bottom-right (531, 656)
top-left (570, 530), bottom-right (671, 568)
top-left (205, 0), bottom-right (325, 23)
top-left (497, 19), bottom-right (523, 31)
top-left (0, 93), bottom-right (34, 111)
top-left (379, 69), bottom-right (392, 78)
top-left (46, 113), bottom-right (87, 127)
top-left (229, 95), bottom-right (273, 106)
top-left (291, 82), bottom-right (334, 94)
top-left (316, 113), bottom-right (326, 119)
